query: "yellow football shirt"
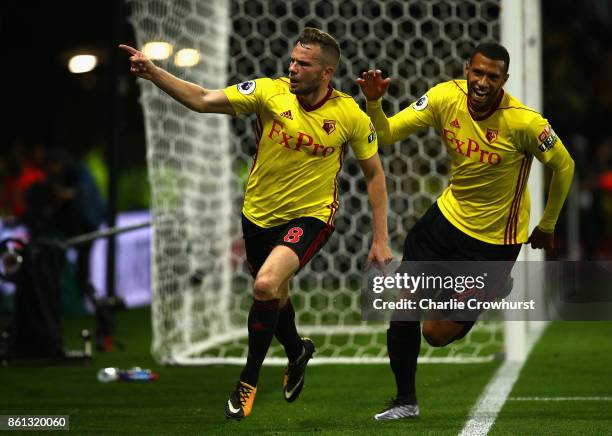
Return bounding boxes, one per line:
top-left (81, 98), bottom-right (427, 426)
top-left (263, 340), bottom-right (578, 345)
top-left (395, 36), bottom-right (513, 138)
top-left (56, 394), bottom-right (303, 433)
top-left (367, 80), bottom-right (572, 245)
top-left (224, 77), bottom-right (378, 227)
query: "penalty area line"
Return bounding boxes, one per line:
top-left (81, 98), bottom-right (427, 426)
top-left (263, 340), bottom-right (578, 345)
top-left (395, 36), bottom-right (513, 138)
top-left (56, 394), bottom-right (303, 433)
top-left (458, 325), bottom-right (547, 436)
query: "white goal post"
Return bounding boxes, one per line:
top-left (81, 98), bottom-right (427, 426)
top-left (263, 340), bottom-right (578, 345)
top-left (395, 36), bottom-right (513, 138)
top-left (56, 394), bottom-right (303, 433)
top-left (127, 0), bottom-right (543, 365)
top-left (501, 0), bottom-right (549, 362)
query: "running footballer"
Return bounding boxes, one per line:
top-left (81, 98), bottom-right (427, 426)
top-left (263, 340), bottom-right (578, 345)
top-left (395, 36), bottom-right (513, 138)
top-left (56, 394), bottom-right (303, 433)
top-left (121, 27), bottom-right (393, 420)
top-left (358, 42), bottom-right (574, 420)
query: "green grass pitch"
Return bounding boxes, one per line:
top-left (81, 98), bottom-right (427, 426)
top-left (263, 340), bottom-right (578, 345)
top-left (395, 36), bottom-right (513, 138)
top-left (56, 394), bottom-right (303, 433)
top-left (1, 308), bottom-right (611, 434)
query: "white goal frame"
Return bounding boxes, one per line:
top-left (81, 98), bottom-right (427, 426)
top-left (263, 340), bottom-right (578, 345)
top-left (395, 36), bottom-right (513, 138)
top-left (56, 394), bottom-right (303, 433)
top-left (128, 0), bottom-right (544, 365)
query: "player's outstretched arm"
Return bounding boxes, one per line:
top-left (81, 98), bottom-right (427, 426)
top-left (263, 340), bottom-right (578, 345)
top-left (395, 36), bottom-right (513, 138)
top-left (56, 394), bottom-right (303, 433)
top-left (528, 142), bottom-right (575, 250)
top-left (357, 71), bottom-right (394, 146)
top-left (358, 70), bottom-right (426, 146)
top-left (358, 153), bottom-right (393, 269)
top-left (118, 44), bottom-right (234, 115)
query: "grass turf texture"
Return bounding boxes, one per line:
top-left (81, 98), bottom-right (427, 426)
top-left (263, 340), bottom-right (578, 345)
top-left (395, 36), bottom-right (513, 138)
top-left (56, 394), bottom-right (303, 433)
top-left (1, 308), bottom-right (610, 434)
top-left (490, 321), bottom-right (612, 435)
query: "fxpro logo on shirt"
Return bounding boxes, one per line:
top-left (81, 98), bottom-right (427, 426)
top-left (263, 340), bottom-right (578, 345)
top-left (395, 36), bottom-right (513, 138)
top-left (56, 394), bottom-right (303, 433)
top-left (442, 129), bottom-right (503, 165)
top-left (268, 119), bottom-right (336, 158)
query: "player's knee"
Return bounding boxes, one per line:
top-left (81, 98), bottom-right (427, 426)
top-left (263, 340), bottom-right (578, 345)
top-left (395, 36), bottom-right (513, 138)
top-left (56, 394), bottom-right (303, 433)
top-left (252, 274), bottom-right (279, 301)
top-left (422, 324), bottom-right (453, 347)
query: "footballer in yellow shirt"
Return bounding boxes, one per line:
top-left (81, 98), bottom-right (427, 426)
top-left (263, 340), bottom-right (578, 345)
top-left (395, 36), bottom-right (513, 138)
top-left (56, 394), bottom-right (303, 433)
top-left (365, 78), bottom-right (573, 246)
top-left (358, 43), bottom-right (574, 420)
top-left (224, 76), bottom-right (377, 228)
top-left (121, 27), bottom-right (392, 420)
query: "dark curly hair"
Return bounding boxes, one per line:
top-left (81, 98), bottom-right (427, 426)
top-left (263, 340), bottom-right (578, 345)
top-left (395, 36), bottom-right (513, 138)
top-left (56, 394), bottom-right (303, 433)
top-left (470, 42), bottom-right (510, 73)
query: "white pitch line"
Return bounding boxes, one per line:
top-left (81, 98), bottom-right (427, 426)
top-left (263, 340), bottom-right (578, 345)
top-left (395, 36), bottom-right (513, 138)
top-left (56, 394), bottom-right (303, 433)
top-left (457, 360), bottom-right (523, 436)
top-left (458, 325), bottom-right (547, 436)
top-left (508, 397), bottom-right (612, 401)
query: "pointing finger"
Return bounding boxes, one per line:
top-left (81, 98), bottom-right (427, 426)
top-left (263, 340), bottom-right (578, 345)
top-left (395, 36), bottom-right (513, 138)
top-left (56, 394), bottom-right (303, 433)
top-left (119, 44), bottom-right (139, 55)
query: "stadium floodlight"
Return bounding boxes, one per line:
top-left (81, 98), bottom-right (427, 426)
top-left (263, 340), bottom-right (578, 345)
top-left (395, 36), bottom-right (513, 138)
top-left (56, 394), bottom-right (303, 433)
top-left (174, 48), bottom-right (201, 67)
top-left (142, 42), bottom-right (172, 60)
top-left (68, 54), bottom-right (97, 74)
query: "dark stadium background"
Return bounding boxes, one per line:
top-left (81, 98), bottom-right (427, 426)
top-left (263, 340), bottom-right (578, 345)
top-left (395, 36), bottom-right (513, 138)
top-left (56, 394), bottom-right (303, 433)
top-left (2, 0), bottom-right (146, 166)
top-left (2, 0), bottom-right (611, 259)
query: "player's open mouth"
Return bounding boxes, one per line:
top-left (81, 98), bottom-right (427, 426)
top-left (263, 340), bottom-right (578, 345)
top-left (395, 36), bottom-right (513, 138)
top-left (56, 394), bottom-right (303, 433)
top-left (472, 88), bottom-right (488, 102)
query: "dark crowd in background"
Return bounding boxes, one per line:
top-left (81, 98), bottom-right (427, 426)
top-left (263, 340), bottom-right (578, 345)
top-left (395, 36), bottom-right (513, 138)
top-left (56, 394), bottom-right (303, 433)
top-left (0, 0), bottom-right (610, 268)
top-left (543, 1), bottom-right (612, 259)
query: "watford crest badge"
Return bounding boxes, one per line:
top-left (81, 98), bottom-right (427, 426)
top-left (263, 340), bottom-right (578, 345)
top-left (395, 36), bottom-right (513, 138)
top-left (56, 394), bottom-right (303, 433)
top-left (486, 128), bottom-right (498, 143)
top-left (322, 119), bottom-right (336, 135)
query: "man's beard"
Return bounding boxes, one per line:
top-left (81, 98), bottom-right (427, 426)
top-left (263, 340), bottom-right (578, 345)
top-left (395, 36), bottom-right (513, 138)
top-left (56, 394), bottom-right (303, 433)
top-left (290, 80), bottom-right (319, 96)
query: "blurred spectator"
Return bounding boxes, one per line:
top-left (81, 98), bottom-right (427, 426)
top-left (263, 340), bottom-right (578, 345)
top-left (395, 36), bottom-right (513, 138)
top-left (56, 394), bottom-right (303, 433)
top-left (84, 138), bottom-right (109, 201)
top-left (577, 139), bottom-right (612, 258)
top-left (2, 139), bottom-right (47, 221)
top-left (543, 0), bottom-right (612, 259)
top-left (24, 148), bottom-right (106, 296)
top-left (0, 155), bottom-right (8, 217)
top-left (118, 165), bottom-right (150, 211)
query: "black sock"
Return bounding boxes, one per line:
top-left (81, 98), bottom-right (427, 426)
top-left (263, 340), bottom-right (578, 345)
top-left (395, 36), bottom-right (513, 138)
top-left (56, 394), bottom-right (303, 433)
top-left (240, 298), bottom-right (280, 386)
top-left (387, 321), bottom-right (421, 403)
top-left (275, 298), bottom-right (303, 362)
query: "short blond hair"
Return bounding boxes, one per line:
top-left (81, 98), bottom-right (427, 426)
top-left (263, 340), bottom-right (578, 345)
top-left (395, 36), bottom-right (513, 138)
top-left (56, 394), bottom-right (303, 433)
top-left (296, 27), bottom-right (340, 67)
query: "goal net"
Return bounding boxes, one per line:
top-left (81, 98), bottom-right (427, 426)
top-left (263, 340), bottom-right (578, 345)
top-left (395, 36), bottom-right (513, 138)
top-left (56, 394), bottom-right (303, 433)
top-left (129, 0), bottom-right (505, 364)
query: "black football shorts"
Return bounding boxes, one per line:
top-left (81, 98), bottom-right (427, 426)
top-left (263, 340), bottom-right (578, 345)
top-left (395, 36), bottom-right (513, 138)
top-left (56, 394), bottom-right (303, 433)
top-left (403, 202), bottom-right (522, 263)
top-left (242, 214), bottom-right (334, 277)
top-left (402, 202), bottom-right (522, 327)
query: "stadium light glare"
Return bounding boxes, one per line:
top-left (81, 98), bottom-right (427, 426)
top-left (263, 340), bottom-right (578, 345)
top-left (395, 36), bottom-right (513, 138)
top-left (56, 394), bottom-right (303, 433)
top-left (68, 54), bottom-right (98, 74)
top-left (174, 48), bottom-right (201, 67)
top-left (142, 42), bottom-right (172, 60)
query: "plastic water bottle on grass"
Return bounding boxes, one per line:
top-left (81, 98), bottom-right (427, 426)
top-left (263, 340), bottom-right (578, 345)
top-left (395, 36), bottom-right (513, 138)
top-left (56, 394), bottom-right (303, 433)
top-left (97, 367), bottom-right (159, 382)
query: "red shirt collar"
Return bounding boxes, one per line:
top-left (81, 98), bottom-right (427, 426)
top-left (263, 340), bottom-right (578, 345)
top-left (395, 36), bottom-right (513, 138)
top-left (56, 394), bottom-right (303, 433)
top-left (298, 85), bottom-right (333, 112)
